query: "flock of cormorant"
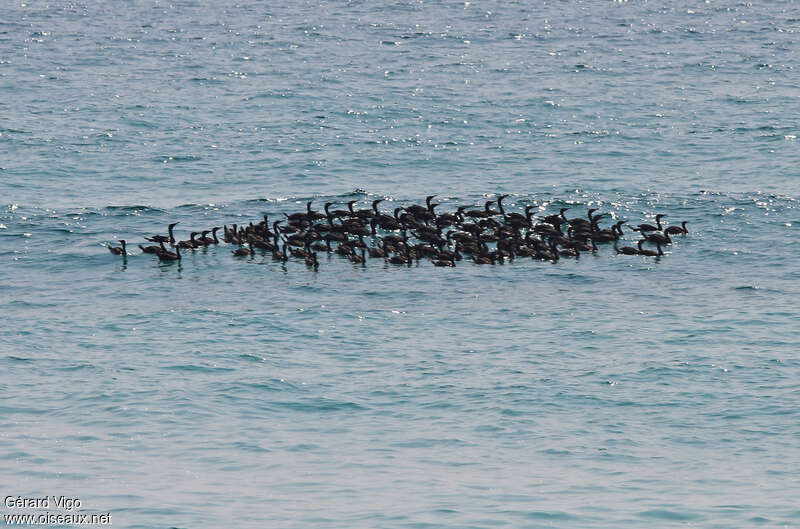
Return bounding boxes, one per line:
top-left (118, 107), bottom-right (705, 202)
top-left (107, 196), bottom-right (689, 267)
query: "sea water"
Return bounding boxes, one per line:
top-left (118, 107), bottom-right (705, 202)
top-left (1, 1), bottom-right (798, 527)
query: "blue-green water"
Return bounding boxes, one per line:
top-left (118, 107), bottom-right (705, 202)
top-left (1, 1), bottom-right (799, 527)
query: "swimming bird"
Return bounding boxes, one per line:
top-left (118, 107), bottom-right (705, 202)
top-left (644, 232), bottom-right (671, 245)
top-left (387, 244), bottom-right (412, 265)
top-left (156, 242), bottom-right (181, 261)
top-left (498, 197), bottom-right (534, 227)
top-left (472, 252), bottom-right (495, 265)
top-left (289, 242), bottom-right (311, 259)
top-left (108, 240), bottom-right (127, 255)
top-left (202, 227), bottom-right (221, 245)
top-left (223, 224), bottom-right (238, 243)
top-left (484, 200), bottom-right (501, 217)
top-left (593, 220), bottom-right (625, 242)
top-left (349, 248), bottom-right (367, 264)
top-left (373, 209), bottom-right (403, 231)
top-left (557, 241), bottom-right (580, 258)
top-left (324, 202), bottom-right (351, 219)
top-left (665, 221), bottom-right (688, 235)
top-left (543, 208), bottom-right (569, 227)
top-left (630, 214), bottom-right (666, 233)
top-left (196, 230), bottom-right (213, 246)
top-left (371, 199), bottom-right (385, 216)
top-left (614, 241), bottom-right (638, 255)
top-left (250, 235), bottom-right (275, 251)
top-left (349, 200), bottom-right (376, 219)
top-left (460, 204), bottom-right (485, 219)
top-left (464, 200), bottom-right (499, 218)
top-left (284, 203), bottom-right (308, 223)
top-left (406, 195), bottom-right (437, 218)
top-left (308, 204), bottom-right (325, 221)
top-left (176, 232), bottom-right (200, 249)
top-left (145, 222), bottom-right (179, 244)
top-left (637, 239), bottom-right (663, 257)
top-left (272, 243), bottom-right (288, 261)
top-left (435, 207), bottom-right (460, 227)
top-left (232, 242), bottom-right (254, 257)
top-left (368, 241), bottom-right (387, 258)
top-left (432, 257), bottom-right (456, 267)
top-left (567, 208), bottom-right (597, 230)
top-left (139, 243), bottom-right (161, 254)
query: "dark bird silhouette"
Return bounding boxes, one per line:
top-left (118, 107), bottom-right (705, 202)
top-left (140, 243), bottom-right (162, 254)
top-left (614, 241), bottom-right (638, 255)
top-left (644, 232), bottom-right (671, 245)
top-left (108, 240), bottom-right (127, 255)
top-left (232, 242), bottom-right (254, 257)
top-left (637, 239), bottom-right (663, 257)
top-left (176, 232), bottom-right (200, 249)
top-left (156, 242), bottom-right (181, 261)
top-left (630, 214), bottom-right (666, 233)
top-left (145, 222), bottom-right (179, 244)
top-left (665, 221), bottom-right (688, 235)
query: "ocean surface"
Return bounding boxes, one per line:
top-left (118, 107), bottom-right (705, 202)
top-left (1, 1), bottom-right (799, 527)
